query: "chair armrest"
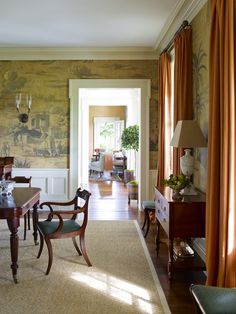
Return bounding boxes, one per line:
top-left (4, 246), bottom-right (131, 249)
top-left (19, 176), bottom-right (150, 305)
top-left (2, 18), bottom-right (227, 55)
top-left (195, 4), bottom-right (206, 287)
top-left (52, 207), bottom-right (86, 216)
top-left (40, 198), bottom-right (76, 212)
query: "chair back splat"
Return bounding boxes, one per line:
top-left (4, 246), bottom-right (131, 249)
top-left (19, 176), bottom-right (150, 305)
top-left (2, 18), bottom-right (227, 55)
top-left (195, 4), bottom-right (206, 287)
top-left (37, 188), bottom-right (92, 275)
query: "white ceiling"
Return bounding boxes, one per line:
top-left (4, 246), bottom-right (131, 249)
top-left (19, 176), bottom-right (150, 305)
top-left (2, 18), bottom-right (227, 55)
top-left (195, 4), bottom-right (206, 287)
top-left (0, 0), bottom-right (180, 49)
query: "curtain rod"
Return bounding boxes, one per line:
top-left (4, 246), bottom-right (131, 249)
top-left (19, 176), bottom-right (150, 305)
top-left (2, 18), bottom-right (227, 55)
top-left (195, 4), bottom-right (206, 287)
top-left (161, 20), bottom-right (190, 54)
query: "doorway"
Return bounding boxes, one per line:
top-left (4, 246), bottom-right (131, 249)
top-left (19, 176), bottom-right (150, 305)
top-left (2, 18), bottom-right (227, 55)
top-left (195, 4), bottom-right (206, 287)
top-left (69, 79), bottom-right (150, 207)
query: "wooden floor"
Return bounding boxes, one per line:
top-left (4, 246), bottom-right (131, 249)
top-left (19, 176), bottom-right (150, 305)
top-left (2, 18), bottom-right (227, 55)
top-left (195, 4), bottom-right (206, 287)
top-left (87, 178), bottom-right (206, 314)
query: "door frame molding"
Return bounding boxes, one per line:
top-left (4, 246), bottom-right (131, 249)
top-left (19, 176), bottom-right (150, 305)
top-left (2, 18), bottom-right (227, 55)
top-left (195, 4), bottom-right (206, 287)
top-left (69, 79), bottom-right (151, 207)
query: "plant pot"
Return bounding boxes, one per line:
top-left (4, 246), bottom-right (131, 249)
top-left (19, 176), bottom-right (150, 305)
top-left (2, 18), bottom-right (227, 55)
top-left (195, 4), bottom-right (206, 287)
top-left (172, 189), bottom-right (183, 201)
top-left (124, 170), bottom-right (135, 184)
top-left (127, 181), bottom-right (138, 204)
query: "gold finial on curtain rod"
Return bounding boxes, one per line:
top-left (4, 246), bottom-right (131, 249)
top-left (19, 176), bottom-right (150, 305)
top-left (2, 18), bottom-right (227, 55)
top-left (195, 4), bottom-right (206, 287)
top-left (162, 20), bottom-right (190, 55)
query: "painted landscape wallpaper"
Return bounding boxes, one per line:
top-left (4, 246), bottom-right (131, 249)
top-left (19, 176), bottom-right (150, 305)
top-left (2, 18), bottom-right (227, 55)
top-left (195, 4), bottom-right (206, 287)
top-left (0, 60), bottom-right (158, 169)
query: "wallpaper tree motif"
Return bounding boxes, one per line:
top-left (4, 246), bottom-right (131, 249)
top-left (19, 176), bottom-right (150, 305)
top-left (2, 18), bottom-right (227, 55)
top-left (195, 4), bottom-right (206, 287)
top-left (192, 2), bottom-right (210, 192)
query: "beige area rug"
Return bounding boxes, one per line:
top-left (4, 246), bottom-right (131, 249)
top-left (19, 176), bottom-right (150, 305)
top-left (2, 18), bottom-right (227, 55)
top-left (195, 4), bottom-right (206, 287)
top-left (0, 220), bottom-right (171, 314)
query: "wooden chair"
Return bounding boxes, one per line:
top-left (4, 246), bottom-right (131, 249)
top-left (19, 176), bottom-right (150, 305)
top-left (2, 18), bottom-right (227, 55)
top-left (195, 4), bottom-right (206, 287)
top-left (190, 284), bottom-right (236, 314)
top-left (141, 200), bottom-right (155, 237)
top-left (10, 176), bottom-right (32, 240)
top-left (37, 188), bottom-right (92, 275)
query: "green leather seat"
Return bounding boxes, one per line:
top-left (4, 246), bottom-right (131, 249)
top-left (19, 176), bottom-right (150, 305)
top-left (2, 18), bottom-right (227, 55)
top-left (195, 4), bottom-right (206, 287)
top-left (141, 200), bottom-right (155, 238)
top-left (190, 284), bottom-right (236, 314)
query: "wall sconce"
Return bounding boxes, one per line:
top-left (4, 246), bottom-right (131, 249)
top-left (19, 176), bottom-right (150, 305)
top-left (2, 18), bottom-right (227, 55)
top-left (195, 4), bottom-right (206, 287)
top-left (16, 93), bottom-right (32, 123)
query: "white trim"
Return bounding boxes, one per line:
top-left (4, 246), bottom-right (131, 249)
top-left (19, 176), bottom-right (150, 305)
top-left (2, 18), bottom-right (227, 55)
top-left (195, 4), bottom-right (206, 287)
top-left (0, 47), bottom-right (158, 61)
top-left (69, 79), bottom-right (150, 206)
top-left (155, 0), bottom-right (208, 54)
top-left (134, 220), bottom-right (171, 314)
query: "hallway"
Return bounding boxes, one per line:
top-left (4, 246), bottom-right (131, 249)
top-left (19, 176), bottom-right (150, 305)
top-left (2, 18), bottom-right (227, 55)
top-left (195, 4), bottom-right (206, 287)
top-left (88, 179), bottom-right (139, 220)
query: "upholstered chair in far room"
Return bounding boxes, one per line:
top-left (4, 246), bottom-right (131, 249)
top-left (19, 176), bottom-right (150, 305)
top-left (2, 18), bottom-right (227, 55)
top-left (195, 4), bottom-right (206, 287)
top-left (10, 176), bottom-right (32, 240)
top-left (37, 188), bottom-right (92, 275)
top-left (89, 153), bottom-right (105, 177)
top-left (190, 284), bottom-right (236, 314)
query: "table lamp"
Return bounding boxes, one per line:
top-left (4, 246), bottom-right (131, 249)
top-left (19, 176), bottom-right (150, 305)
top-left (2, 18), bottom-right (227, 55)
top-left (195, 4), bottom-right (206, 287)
top-left (170, 120), bottom-right (207, 194)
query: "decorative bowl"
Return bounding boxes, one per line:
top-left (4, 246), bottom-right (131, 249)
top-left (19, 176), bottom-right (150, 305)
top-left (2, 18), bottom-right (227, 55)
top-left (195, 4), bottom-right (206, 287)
top-left (162, 174), bottom-right (190, 190)
top-left (0, 180), bottom-right (15, 196)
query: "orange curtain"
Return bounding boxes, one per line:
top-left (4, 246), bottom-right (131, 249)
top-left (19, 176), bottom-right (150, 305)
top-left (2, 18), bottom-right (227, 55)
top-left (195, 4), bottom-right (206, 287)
top-left (173, 27), bottom-right (193, 174)
top-left (157, 52), bottom-right (172, 186)
top-left (206, 0), bottom-right (236, 287)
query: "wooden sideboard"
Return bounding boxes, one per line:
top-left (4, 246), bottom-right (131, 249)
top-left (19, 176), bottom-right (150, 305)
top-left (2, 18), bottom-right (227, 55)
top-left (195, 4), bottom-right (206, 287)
top-left (0, 157), bottom-right (14, 179)
top-left (155, 186), bottom-right (206, 280)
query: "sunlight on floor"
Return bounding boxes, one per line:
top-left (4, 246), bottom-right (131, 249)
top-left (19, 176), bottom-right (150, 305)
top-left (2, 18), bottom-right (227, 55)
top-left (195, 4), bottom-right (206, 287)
top-left (71, 271), bottom-right (154, 314)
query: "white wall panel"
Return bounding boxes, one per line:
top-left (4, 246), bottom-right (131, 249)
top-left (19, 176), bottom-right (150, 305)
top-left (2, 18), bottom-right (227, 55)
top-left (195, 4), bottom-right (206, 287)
top-left (12, 168), bottom-right (69, 202)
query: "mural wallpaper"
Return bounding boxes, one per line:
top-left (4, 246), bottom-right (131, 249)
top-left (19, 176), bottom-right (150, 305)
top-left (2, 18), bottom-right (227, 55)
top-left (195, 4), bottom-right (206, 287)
top-left (0, 60), bottom-right (158, 169)
top-left (192, 2), bottom-right (210, 192)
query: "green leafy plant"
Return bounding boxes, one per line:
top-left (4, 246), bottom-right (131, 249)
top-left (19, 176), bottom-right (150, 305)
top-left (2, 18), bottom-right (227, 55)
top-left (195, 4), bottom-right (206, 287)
top-left (127, 180), bottom-right (138, 186)
top-left (162, 174), bottom-right (191, 191)
top-left (121, 125), bottom-right (139, 152)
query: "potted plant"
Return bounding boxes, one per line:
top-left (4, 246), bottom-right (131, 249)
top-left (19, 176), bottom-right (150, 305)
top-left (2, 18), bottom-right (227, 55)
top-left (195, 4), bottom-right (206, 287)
top-left (121, 125), bottom-right (139, 184)
top-left (162, 174), bottom-right (191, 200)
top-left (127, 180), bottom-right (138, 204)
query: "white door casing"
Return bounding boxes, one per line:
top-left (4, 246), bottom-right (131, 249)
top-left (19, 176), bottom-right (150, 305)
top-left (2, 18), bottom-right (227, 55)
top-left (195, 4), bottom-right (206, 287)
top-left (69, 79), bottom-right (151, 208)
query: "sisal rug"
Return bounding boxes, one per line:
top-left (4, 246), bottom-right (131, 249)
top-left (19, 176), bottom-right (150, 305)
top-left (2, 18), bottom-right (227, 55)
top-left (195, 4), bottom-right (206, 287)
top-left (0, 220), bottom-right (170, 314)
top-left (89, 171), bottom-right (122, 182)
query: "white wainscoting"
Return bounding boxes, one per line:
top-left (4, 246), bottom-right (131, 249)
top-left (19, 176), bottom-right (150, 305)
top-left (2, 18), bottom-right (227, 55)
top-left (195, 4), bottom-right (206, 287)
top-left (12, 168), bottom-right (69, 202)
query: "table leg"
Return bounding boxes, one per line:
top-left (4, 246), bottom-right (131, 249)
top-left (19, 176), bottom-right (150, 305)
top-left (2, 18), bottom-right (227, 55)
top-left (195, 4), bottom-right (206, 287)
top-left (168, 238), bottom-right (174, 281)
top-left (32, 201), bottom-right (39, 245)
top-left (156, 219), bottom-right (161, 256)
top-left (7, 218), bottom-right (19, 284)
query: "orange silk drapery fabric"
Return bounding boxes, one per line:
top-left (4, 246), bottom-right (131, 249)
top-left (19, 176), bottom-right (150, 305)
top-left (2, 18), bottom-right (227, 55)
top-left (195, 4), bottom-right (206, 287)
top-left (157, 52), bottom-right (172, 186)
top-left (206, 0), bottom-right (236, 287)
top-left (173, 27), bottom-right (193, 175)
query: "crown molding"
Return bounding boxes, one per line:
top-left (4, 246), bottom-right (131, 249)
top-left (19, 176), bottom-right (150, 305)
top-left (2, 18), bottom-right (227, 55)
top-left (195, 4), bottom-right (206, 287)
top-left (0, 47), bottom-right (159, 61)
top-left (0, 0), bottom-right (207, 61)
top-left (155, 0), bottom-right (208, 54)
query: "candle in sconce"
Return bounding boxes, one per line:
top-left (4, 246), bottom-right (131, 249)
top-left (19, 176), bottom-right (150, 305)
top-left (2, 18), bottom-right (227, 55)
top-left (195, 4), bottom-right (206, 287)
top-left (15, 93), bottom-right (21, 109)
top-left (28, 95), bottom-right (32, 109)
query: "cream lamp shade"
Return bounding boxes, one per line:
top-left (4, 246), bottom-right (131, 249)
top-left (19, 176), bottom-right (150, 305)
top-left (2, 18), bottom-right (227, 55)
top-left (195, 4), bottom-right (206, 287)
top-left (170, 120), bottom-right (207, 177)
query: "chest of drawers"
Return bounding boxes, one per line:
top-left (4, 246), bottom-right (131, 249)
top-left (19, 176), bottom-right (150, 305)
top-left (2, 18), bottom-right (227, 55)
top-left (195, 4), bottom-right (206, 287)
top-left (155, 186), bottom-right (206, 280)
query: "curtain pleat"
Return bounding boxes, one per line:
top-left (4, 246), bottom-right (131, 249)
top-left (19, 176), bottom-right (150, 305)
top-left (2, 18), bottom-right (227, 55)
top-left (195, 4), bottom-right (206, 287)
top-left (173, 28), bottom-right (193, 174)
top-left (157, 52), bottom-right (172, 186)
top-left (206, 0), bottom-right (236, 287)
